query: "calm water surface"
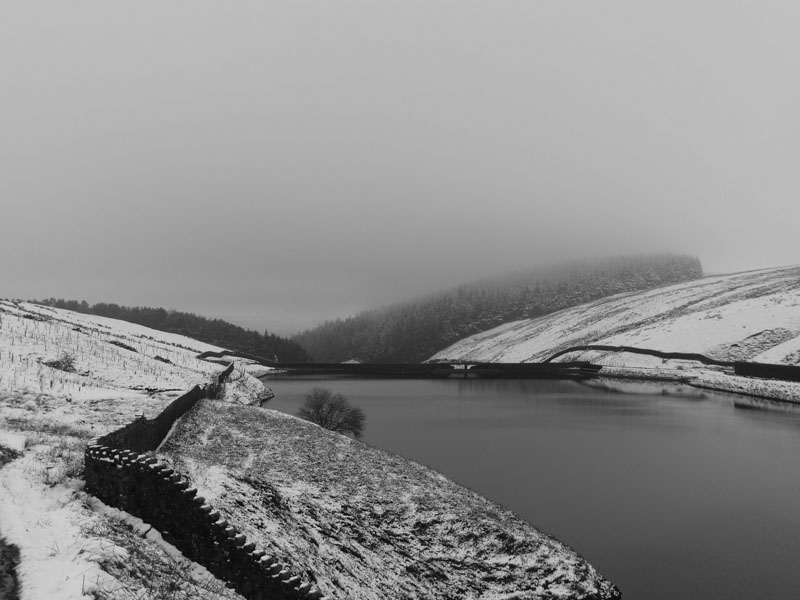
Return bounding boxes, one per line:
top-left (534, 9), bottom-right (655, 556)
top-left (261, 377), bottom-right (800, 599)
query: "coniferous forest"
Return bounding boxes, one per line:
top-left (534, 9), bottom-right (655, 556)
top-left (31, 299), bottom-right (311, 363)
top-left (292, 254), bottom-right (703, 363)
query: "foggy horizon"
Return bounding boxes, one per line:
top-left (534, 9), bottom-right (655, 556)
top-left (3, 2), bottom-right (799, 336)
top-left (15, 252), bottom-right (786, 337)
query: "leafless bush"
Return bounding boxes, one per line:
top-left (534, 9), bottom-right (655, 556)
top-left (297, 387), bottom-right (366, 439)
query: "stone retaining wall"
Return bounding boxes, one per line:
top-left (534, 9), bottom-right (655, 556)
top-left (84, 363), bottom-right (326, 600)
top-left (734, 361), bottom-right (800, 382)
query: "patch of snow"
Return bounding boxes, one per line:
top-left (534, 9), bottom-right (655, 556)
top-left (0, 431), bottom-right (26, 452)
top-left (753, 334), bottom-right (800, 365)
top-left (221, 368), bottom-right (274, 406)
top-left (0, 457), bottom-right (118, 600)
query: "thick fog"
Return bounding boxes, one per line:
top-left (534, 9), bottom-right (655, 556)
top-left (2, 2), bottom-right (798, 335)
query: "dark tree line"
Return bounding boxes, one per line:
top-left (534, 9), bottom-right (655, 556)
top-left (292, 254), bottom-right (703, 363)
top-left (32, 299), bottom-right (311, 363)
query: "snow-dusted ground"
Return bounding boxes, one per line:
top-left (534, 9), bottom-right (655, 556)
top-left (162, 401), bottom-right (620, 600)
top-left (3, 267), bottom-right (799, 598)
top-left (18, 267), bottom-right (798, 598)
top-left (0, 300), bottom-right (620, 599)
top-left (0, 300), bottom-right (257, 600)
top-left (0, 301), bottom-right (224, 398)
top-left (431, 265), bottom-right (800, 401)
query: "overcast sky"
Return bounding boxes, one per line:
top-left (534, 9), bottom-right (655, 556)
top-left (2, 2), bottom-right (798, 335)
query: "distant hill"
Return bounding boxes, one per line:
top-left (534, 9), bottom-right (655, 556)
top-left (430, 264), bottom-right (800, 366)
top-left (293, 254), bottom-right (703, 363)
top-left (31, 299), bottom-right (311, 363)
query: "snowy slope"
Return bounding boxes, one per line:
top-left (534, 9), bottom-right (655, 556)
top-left (163, 400), bottom-right (620, 600)
top-left (0, 300), bottom-right (258, 600)
top-left (1, 301), bottom-right (620, 599)
top-left (0, 300), bottom-right (224, 399)
top-left (431, 266), bottom-right (800, 400)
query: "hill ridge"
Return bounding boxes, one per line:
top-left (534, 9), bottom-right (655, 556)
top-left (294, 253), bottom-right (703, 363)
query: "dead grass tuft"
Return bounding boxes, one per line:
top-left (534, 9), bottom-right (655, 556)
top-left (81, 514), bottom-right (242, 600)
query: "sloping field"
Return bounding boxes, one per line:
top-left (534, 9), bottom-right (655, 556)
top-left (431, 266), bottom-right (800, 401)
top-left (0, 300), bottom-right (224, 399)
top-left (161, 400), bottom-right (621, 600)
top-left (432, 266), bottom-right (800, 364)
top-left (0, 301), bottom-right (248, 599)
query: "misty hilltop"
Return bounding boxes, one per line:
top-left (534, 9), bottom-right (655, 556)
top-left (293, 254), bottom-right (702, 363)
top-left (431, 265), bottom-right (800, 401)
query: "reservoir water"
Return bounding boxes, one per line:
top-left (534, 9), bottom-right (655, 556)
top-left (261, 377), bottom-right (800, 599)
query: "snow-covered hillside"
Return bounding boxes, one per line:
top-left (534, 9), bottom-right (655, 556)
top-left (0, 301), bottom-right (224, 399)
top-left (163, 400), bottom-right (620, 600)
top-left (1, 300), bottom-right (621, 599)
top-left (432, 266), bottom-right (800, 401)
top-left (0, 300), bottom-right (269, 600)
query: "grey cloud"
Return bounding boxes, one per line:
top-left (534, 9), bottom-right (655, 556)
top-left (2, 2), bottom-right (798, 335)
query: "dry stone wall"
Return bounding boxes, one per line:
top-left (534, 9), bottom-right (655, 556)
top-left (734, 361), bottom-right (800, 382)
top-left (84, 363), bottom-right (326, 600)
top-left (545, 344), bottom-right (800, 382)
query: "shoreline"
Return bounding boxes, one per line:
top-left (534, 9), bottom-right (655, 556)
top-left (263, 365), bottom-right (800, 406)
top-left (579, 365), bottom-right (800, 407)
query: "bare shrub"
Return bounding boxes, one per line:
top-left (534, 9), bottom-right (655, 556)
top-left (297, 387), bottom-right (366, 439)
